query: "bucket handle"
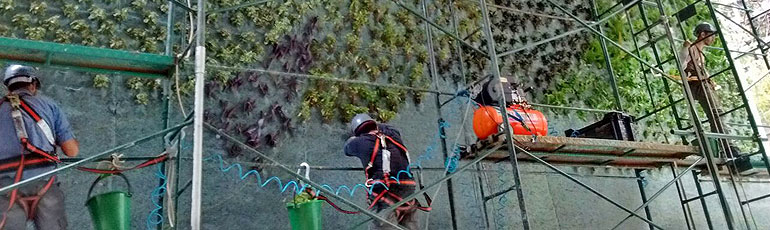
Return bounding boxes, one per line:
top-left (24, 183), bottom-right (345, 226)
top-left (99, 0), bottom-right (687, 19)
top-left (87, 173), bottom-right (133, 201)
top-left (297, 162), bottom-right (310, 186)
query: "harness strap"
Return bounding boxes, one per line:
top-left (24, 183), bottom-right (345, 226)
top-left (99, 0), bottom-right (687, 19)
top-left (0, 157), bottom-right (53, 173)
top-left (17, 99), bottom-right (55, 146)
top-left (0, 151), bottom-right (26, 228)
top-left (315, 195), bottom-right (360, 214)
top-left (370, 189), bottom-right (432, 213)
top-left (380, 137), bottom-right (392, 175)
top-left (315, 183), bottom-right (432, 215)
top-left (364, 139), bottom-right (381, 180)
top-left (21, 139), bottom-right (59, 163)
top-left (17, 176), bottom-right (56, 220)
top-left (366, 179), bottom-right (417, 187)
top-left (383, 136), bottom-right (408, 153)
top-left (5, 94), bottom-right (59, 163)
top-left (384, 136), bottom-right (412, 166)
top-left (0, 94), bottom-right (60, 228)
top-left (365, 133), bottom-right (413, 181)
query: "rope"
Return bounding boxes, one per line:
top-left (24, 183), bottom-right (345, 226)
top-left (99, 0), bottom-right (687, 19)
top-left (423, 95), bottom-right (475, 229)
top-left (206, 119), bottom-right (451, 198)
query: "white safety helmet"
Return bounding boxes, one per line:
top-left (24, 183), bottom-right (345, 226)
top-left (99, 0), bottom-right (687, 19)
top-left (3, 64), bottom-right (39, 88)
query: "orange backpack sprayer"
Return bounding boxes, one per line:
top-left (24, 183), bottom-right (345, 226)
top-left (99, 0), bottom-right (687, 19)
top-left (471, 76), bottom-right (548, 139)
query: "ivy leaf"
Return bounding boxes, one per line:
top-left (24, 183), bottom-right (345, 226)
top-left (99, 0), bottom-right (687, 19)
top-left (29, 1), bottom-right (47, 15)
top-left (93, 75), bottom-right (110, 88)
top-left (69, 20), bottom-right (90, 33)
top-left (12, 14), bottom-right (32, 28)
top-left (131, 0), bottom-right (147, 10)
top-left (24, 27), bottom-right (46, 40)
top-left (135, 93), bottom-right (150, 105)
top-left (42, 16), bottom-right (61, 30)
top-left (113, 8), bottom-right (129, 21)
top-left (0, 0), bottom-right (14, 11)
top-left (88, 6), bottom-right (108, 22)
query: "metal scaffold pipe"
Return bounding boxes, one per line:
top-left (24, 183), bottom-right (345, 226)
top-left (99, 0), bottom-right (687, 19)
top-left (191, 0), bottom-right (205, 228)
top-left (479, 0), bottom-right (531, 228)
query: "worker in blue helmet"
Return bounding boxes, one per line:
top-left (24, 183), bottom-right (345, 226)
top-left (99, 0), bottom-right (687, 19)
top-left (344, 114), bottom-right (431, 229)
top-left (0, 64), bottom-right (79, 229)
top-left (678, 23), bottom-right (739, 158)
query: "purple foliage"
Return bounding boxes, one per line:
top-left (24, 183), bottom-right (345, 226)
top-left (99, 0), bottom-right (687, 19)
top-left (244, 117), bottom-right (266, 148)
top-left (243, 98), bottom-right (256, 114)
top-left (222, 105), bottom-right (236, 120)
top-left (258, 83), bottom-right (269, 95)
top-left (271, 103), bottom-right (289, 123)
top-left (222, 121), bottom-right (232, 131)
top-left (234, 123), bottom-right (245, 134)
top-left (203, 109), bottom-right (212, 121)
top-left (265, 132), bottom-right (277, 147)
top-left (249, 157), bottom-right (264, 172)
top-left (219, 100), bottom-right (229, 109)
top-left (205, 81), bottom-right (220, 98)
top-left (282, 119), bottom-right (293, 135)
top-left (285, 78), bottom-right (299, 101)
top-left (247, 71), bottom-right (260, 82)
top-left (227, 144), bottom-right (242, 157)
top-left (306, 17), bottom-right (318, 34)
top-left (217, 18), bottom-right (323, 158)
top-left (226, 76), bottom-right (244, 91)
top-left (245, 127), bottom-right (261, 148)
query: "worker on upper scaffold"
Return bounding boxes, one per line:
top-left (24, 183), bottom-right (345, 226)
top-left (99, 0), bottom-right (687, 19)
top-left (344, 114), bottom-right (431, 230)
top-left (678, 22), bottom-right (740, 158)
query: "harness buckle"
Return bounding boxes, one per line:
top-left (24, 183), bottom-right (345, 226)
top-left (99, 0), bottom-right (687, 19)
top-left (6, 94), bottom-right (21, 109)
top-left (365, 179), bottom-right (374, 188)
top-left (378, 135), bottom-right (387, 148)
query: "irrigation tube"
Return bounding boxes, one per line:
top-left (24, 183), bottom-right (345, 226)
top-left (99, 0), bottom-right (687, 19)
top-left (206, 123), bottom-right (407, 229)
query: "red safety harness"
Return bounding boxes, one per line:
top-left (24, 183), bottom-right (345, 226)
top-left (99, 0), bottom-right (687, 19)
top-left (0, 94), bottom-right (61, 228)
top-left (0, 94), bottom-right (169, 228)
top-left (321, 131), bottom-right (432, 216)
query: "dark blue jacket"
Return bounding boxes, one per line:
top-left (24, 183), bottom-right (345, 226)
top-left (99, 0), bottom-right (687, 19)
top-left (344, 124), bottom-right (412, 181)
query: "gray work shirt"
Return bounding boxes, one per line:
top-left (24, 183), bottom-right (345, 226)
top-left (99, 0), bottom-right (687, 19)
top-left (0, 89), bottom-right (74, 180)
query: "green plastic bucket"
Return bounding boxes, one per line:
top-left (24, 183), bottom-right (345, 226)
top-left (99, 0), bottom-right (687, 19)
top-left (286, 200), bottom-right (323, 230)
top-left (85, 173), bottom-right (132, 230)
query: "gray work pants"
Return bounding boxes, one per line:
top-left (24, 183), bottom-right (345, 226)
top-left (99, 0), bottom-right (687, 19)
top-left (369, 185), bottom-right (420, 230)
top-left (688, 80), bottom-right (736, 158)
top-left (0, 176), bottom-right (67, 230)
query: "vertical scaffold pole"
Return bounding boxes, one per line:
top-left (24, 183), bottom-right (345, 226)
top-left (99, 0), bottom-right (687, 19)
top-left (191, 0), bottom-right (205, 228)
top-left (478, 0), bottom-right (530, 229)
top-left (421, 0), bottom-right (459, 227)
top-left (654, 0), bottom-right (735, 227)
top-left (589, 0), bottom-right (623, 111)
top-left (158, 1), bottom-right (175, 229)
top-left (634, 169), bottom-right (655, 230)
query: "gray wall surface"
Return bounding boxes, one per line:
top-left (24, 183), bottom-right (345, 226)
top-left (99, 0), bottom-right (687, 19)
top-left (14, 69), bottom-right (768, 230)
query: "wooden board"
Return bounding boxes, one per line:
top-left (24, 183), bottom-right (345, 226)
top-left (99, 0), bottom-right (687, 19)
top-left (464, 134), bottom-right (701, 168)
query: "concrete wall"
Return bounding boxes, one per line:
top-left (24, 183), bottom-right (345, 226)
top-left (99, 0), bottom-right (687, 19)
top-left (15, 69), bottom-right (768, 230)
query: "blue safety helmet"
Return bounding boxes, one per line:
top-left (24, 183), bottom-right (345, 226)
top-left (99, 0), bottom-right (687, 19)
top-left (349, 113), bottom-right (376, 136)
